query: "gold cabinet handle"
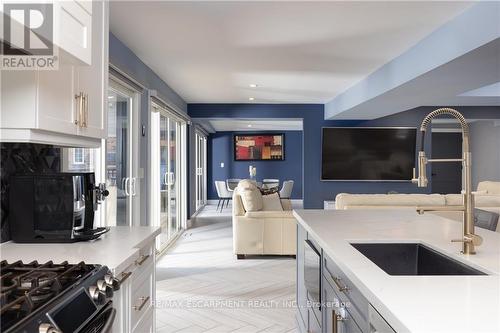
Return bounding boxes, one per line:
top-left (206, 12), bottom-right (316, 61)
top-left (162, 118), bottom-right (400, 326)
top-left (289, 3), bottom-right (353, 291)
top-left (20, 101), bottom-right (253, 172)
top-left (117, 271), bottom-right (132, 284)
top-left (74, 93), bottom-right (82, 126)
top-left (85, 93), bottom-right (89, 127)
top-left (79, 92), bottom-right (85, 127)
top-left (135, 254), bottom-right (150, 266)
top-left (331, 275), bottom-right (349, 292)
top-left (81, 93), bottom-right (88, 127)
top-left (133, 296), bottom-right (150, 311)
top-left (332, 310), bottom-right (346, 333)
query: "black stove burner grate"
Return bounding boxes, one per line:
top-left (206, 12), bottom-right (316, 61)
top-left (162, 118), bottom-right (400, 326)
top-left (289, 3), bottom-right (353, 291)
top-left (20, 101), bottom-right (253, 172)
top-left (0, 260), bottom-right (96, 332)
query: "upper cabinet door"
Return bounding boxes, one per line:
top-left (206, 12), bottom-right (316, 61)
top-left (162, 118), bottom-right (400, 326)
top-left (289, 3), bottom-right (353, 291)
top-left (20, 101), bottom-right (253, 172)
top-left (53, 1), bottom-right (92, 65)
top-left (0, 0), bottom-right (108, 147)
top-left (76, 0), bottom-right (109, 139)
top-left (37, 65), bottom-right (78, 136)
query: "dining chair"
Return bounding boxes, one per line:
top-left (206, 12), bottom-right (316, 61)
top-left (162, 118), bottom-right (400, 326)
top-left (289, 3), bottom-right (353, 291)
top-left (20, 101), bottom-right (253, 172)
top-left (279, 180), bottom-right (294, 199)
top-left (226, 178), bottom-right (242, 191)
top-left (215, 181), bottom-right (232, 212)
top-left (263, 179), bottom-right (280, 190)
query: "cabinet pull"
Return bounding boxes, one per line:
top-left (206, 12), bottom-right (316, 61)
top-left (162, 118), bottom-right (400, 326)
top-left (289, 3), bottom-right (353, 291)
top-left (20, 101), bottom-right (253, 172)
top-left (117, 271), bottom-right (132, 285)
top-left (81, 93), bottom-right (88, 127)
top-left (133, 296), bottom-right (150, 311)
top-left (331, 275), bottom-right (349, 292)
top-left (74, 93), bottom-right (82, 126)
top-left (135, 254), bottom-right (150, 266)
top-left (332, 310), bottom-right (346, 333)
top-left (85, 93), bottom-right (89, 127)
top-left (79, 92), bottom-right (85, 127)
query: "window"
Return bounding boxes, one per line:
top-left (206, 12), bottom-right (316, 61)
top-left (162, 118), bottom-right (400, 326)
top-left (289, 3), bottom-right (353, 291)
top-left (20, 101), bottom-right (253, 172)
top-left (63, 148), bottom-right (96, 172)
top-left (73, 148), bottom-right (85, 164)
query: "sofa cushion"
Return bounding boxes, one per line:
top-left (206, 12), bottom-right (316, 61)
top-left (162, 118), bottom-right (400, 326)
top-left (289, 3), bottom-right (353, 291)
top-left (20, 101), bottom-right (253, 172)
top-left (245, 211), bottom-right (295, 219)
top-left (262, 193), bottom-right (283, 211)
top-left (335, 193), bottom-right (446, 209)
top-left (477, 181), bottom-right (500, 195)
top-left (239, 188), bottom-right (263, 212)
top-left (445, 194), bottom-right (500, 207)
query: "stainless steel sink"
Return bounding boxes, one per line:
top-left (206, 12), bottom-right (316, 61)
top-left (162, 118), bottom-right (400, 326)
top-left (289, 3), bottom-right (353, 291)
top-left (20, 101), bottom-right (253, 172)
top-left (350, 243), bottom-right (486, 276)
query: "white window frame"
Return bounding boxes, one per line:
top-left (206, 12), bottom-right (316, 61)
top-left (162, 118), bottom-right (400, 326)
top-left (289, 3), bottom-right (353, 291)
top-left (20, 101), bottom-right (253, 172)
top-left (72, 148), bottom-right (85, 165)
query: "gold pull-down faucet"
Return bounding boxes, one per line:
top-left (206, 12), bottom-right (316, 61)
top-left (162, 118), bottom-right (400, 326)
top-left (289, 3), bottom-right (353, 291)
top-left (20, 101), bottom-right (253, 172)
top-left (412, 108), bottom-right (482, 255)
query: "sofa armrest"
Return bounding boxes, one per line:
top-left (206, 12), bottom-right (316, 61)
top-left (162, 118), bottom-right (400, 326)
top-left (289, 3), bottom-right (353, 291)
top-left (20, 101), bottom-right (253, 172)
top-left (245, 211), bottom-right (295, 219)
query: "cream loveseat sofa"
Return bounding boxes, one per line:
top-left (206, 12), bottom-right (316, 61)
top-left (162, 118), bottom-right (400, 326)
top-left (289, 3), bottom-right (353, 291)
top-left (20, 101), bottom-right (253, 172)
top-left (232, 180), bottom-right (297, 258)
top-left (335, 181), bottom-right (500, 231)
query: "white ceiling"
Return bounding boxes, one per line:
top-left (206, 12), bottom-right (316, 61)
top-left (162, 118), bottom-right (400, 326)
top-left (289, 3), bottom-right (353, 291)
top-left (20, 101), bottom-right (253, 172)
top-left (195, 118), bottom-right (303, 132)
top-left (110, 1), bottom-right (472, 104)
top-left (460, 82), bottom-right (500, 97)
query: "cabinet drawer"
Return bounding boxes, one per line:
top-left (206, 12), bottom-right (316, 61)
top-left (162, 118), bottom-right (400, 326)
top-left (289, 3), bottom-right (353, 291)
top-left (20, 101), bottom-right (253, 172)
top-left (308, 309), bottom-right (321, 333)
top-left (132, 306), bottom-right (154, 333)
top-left (135, 245), bottom-right (154, 268)
top-left (323, 254), bottom-right (369, 331)
top-left (130, 260), bottom-right (154, 330)
top-left (323, 276), bottom-right (363, 333)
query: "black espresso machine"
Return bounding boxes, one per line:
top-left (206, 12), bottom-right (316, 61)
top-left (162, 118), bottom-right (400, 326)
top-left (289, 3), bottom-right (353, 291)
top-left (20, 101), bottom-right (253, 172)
top-left (9, 172), bottom-right (110, 243)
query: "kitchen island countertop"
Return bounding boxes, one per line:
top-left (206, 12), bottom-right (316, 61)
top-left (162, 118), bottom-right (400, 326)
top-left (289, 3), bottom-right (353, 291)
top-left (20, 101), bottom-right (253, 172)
top-left (0, 226), bottom-right (161, 274)
top-left (293, 209), bottom-right (500, 333)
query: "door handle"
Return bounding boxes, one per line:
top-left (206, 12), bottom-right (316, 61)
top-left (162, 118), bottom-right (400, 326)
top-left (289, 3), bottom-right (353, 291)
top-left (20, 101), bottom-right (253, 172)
top-left (124, 177), bottom-right (130, 196)
top-left (131, 178), bottom-right (137, 196)
top-left (164, 172), bottom-right (168, 186)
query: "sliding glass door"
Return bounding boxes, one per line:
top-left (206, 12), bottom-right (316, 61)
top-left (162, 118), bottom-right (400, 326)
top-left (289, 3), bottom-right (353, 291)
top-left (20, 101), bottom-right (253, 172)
top-left (195, 131), bottom-right (207, 210)
top-left (151, 102), bottom-right (186, 252)
top-left (105, 79), bottom-right (140, 227)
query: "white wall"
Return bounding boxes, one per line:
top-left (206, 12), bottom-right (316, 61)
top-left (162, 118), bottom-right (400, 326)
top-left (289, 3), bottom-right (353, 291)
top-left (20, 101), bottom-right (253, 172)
top-left (470, 120), bottom-right (500, 189)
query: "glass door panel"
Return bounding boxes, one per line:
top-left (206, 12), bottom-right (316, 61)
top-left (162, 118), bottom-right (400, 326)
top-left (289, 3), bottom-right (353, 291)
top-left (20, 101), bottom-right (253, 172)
top-left (106, 89), bottom-right (131, 226)
top-left (159, 114), bottom-right (169, 247)
top-left (168, 120), bottom-right (179, 237)
top-left (152, 104), bottom-right (185, 253)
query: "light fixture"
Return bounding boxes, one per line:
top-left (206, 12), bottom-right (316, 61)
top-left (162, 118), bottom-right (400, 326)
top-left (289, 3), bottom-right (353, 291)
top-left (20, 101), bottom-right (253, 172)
top-left (108, 95), bottom-right (114, 99)
top-left (248, 97), bottom-right (255, 101)
top-left (249, 84), bottom-right (258, 88)
top-left (248, 124), bottom-right (252, 128)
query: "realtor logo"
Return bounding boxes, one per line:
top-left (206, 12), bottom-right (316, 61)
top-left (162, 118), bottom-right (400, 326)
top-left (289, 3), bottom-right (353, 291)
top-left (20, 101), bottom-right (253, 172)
top-left (1, 3), bottom-right (58, 70)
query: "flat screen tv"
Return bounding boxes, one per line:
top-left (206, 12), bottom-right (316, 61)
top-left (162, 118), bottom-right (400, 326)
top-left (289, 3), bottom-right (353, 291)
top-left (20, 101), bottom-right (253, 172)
top-left (321, 127), bottom-right (416, 181)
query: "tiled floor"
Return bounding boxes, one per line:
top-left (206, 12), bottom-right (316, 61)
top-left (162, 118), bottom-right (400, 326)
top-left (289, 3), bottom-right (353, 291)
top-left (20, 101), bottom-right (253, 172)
top-left (155, 205), bottom-right (298, 333)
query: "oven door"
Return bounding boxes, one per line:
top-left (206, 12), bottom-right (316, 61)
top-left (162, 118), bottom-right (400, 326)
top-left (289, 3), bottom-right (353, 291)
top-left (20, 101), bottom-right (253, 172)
top-left (304, 239), bottom-right (321, 305)
top-left (79, 302), bottom-right (116, 333)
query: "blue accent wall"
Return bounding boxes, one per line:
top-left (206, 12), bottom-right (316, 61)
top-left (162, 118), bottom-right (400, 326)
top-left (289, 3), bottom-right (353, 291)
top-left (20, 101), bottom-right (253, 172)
top-left (189, 104), bottom-right (500, 209)
top-left (208, 131), bottom-right (303, 200)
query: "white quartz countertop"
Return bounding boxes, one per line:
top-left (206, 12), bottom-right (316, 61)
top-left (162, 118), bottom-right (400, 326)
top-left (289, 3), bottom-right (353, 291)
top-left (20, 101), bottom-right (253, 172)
top-left (293, 209), bottom-right (500, 333)
top-left (0, 226), bottom-right (161, 274)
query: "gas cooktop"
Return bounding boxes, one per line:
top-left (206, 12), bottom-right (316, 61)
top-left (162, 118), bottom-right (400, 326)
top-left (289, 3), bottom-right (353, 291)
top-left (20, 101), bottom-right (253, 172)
top-left (0, 260), bottom-right (117, 333)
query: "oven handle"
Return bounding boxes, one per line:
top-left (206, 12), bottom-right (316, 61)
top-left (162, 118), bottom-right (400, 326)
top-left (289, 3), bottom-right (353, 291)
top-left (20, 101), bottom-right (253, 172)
top-left (101, 307), bottom-right (116, 333)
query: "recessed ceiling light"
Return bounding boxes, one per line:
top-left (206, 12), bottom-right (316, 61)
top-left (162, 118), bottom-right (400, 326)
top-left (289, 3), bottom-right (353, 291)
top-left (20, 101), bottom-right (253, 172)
top-left (248, 97), bottom-right (255, 101)
top-left (108, 96), bottom-right (114, 99)
top-left (248, 124), bottom-right (252, 128)
top-left (249, 84), bottom-right (258, 88)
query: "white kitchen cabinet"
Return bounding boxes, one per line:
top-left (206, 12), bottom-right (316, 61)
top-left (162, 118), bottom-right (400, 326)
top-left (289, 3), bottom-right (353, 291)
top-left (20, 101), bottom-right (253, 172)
top-left (53, 0), bottom-right (92, 65)
top-left (37, 65), bottom-right (78, 136)
top-left (112, 243), bottom-right (156, 333)
top-left (133, 307), bottom-right (154, 333)
top-left (0, 0), bottom-right (108, 147)
top-left (75, 0), bottom-right (108, 139)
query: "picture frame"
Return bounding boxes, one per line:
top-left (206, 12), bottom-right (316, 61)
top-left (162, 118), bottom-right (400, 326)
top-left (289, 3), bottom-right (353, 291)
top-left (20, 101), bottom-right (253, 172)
top-left (234, 133), bottom-right (285, 161)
